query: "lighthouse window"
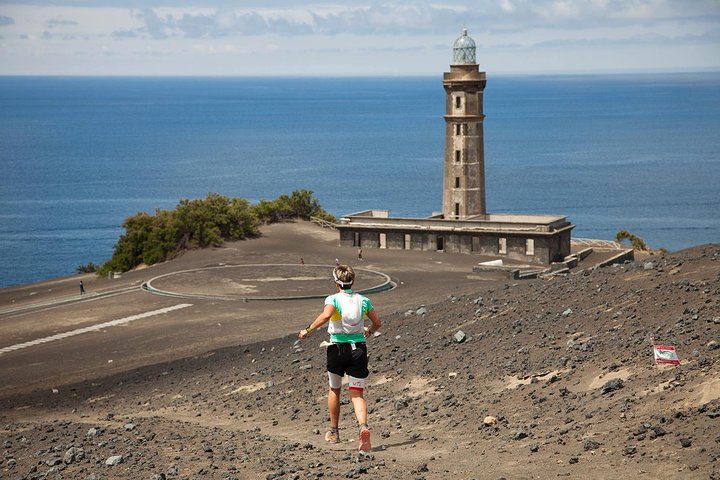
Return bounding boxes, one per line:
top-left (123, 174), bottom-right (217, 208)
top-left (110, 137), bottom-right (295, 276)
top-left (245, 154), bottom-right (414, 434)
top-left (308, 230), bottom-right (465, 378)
top-left (454, 150), bottom-right (461, 162)
top-left (455, 124), bottom-right (461, 135)
top-left (454, 203), bottom-right (460, 217)
top-left (455, 96), bottom-right (462, 109)
top-left (454, 177), bottom-right (460, 188)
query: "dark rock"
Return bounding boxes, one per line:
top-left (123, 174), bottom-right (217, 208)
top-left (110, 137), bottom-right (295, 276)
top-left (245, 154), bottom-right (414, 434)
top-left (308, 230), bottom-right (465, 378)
top-left (651, 426), bottom-right (667, 438)
top-left (600, 379), bottom-right (624, 394)
top-left (582, 439), bottom-right (601, 451)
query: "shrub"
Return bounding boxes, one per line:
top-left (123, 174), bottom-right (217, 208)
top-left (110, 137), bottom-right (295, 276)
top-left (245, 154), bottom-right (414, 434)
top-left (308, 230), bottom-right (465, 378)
top-left (76, 262), bottom-right (98, 274)
top-left (615, 230), bottom-right (649, 251)
top-left (97, 190), bottom-right (332, 275)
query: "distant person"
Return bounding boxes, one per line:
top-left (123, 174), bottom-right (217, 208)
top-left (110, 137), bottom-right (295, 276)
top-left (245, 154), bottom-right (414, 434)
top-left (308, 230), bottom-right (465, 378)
top-left (357, 248), bottom-right (363, 261)
top-left (298, 264), bottom-right (381, 453)
top-left (335, 258), bottom-right (339, 266)
top-left (79, 280), bottom-right (85, 295)
top-left (300, 257), bottom-right (305, 265)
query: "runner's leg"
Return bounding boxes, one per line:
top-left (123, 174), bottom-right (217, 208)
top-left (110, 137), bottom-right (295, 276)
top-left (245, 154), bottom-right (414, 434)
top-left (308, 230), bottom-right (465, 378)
top-left (349, 382), bottom-right (371, 452)
top-left (328, 386), bottom-right (341, 428)
top-left (349, 387), bottom-right (367, 426)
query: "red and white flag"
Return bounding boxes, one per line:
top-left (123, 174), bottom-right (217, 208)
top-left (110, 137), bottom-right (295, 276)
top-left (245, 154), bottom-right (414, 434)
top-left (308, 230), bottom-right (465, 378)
top-left (654, 345), bottom-right (680, 365)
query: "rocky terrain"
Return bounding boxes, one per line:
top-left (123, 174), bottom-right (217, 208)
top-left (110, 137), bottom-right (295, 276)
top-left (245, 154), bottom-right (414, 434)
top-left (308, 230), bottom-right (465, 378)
top-left (1, 245), bottom-right (718, 479)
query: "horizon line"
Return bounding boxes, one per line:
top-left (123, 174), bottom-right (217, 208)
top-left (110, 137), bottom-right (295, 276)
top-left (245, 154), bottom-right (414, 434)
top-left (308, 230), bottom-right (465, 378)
top-left (1, 67), bottom-right (719, 79)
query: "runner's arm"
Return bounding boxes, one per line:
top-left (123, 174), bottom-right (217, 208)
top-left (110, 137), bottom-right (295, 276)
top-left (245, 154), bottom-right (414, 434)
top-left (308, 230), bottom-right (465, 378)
top-left (298, 304), bottom-right (335, 339)
top-left (364, 309), bottom-right (381, 338)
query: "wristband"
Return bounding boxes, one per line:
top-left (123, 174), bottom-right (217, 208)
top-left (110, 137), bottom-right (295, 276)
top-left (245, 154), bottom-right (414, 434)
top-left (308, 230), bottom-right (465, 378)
top-left (306, 324), bottom-right (313, 334)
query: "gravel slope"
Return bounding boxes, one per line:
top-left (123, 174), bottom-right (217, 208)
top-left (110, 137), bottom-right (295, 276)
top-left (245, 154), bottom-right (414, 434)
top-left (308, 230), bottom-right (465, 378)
top-left (1, 245), bottom-right (718, 479)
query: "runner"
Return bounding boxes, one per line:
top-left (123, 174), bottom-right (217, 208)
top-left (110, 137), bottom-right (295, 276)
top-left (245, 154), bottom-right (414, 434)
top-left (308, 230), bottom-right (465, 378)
top-left (298, 264), bottom-right (381, 452)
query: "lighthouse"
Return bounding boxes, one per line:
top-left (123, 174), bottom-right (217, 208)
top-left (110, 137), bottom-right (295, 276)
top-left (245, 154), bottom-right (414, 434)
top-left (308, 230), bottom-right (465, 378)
top-left (337, 29), bottom-right (574, 264)
top-left (442, 29), bottom-right (487, 219)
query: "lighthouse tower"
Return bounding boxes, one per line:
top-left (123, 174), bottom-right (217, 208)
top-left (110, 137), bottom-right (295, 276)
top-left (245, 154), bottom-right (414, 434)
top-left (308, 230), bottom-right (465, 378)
top-left (442, 29), bottom-right (487, 219)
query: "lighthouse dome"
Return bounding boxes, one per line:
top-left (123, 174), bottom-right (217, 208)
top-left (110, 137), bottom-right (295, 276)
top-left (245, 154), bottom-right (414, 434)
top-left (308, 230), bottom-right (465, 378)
top-left (452, 29), bottom-right (476, 65)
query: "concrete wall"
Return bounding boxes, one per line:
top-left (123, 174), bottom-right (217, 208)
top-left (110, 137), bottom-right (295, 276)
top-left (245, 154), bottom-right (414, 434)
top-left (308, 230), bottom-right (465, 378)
top-left (360, 231), bottom-right (380, 248)
top-left (339, 230), bottom-right (354, 247)
top-left (386, 232), bottom-right (405, 249)
top-left (338, 226), bottom-right (572, 265)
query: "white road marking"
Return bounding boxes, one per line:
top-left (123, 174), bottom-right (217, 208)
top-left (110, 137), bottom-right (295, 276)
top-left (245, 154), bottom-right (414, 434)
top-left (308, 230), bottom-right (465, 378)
top-left (0, 286), bottom-right (139, 318)
top-left (0, 303), bottom-right (193, 356)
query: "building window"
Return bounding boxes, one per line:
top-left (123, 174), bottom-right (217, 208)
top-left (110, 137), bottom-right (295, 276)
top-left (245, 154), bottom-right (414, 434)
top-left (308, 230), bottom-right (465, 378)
top-left (454, 150), bottom-right (461, 162)
top-left (454, 177), bottom-right (460, 188)
top-left (437, 236), bottom-right (444, 251)
top-left (455, 124), bottom-right (461, 136)
top-left (455, 96), bottom-right (462, 109)
top-left (454, 203), bottom-right (460, 217)
top-left (499, 237), bottom-right (507, 254)
top-left (526, 239), bottom-right (535, 255)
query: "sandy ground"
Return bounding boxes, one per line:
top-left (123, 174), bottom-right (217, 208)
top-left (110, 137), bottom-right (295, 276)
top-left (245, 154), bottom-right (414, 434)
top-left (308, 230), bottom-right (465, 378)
top-left (0, 221), bottom-right (718, 479)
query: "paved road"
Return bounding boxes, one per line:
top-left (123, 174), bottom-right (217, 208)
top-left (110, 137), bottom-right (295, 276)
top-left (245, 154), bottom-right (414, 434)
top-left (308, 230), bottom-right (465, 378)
top-left (0, 221), bottom-right (544, 400)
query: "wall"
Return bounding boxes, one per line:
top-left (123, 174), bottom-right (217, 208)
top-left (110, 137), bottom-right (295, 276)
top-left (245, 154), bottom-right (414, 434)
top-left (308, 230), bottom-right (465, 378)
top-left (338, 226), bottom-right (572, 265)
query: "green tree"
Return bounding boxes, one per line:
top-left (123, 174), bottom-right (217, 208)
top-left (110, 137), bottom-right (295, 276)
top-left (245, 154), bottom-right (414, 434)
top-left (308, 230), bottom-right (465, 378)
top-left (97, 191), bottom-right (334, 275)
top-left (227, 197), bottom-right (260, 239)
top-left (251, 199), bottom-right (281, 224)
top-left (175, 194), bottom-right (227, 248)
top-left (98, 212), bottom-right (153, 275)
top-left (142, 209), bottom-right (179, 265)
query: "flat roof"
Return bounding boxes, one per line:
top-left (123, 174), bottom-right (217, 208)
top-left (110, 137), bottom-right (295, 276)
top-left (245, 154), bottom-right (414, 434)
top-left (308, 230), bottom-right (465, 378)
top-left (339, 210), bottom-right (573, 235)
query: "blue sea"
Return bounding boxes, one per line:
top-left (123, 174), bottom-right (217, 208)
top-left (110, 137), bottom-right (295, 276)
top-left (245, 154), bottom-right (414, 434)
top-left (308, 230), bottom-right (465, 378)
top-left (1, 73), bottom-right (719, 288)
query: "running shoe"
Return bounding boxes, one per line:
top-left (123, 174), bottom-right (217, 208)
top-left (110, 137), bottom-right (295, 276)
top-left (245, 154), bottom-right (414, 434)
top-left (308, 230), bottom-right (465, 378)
top-left (358, 425), bottom-right (371, 452)
top-left (325, 428), bottom-right (340, 443)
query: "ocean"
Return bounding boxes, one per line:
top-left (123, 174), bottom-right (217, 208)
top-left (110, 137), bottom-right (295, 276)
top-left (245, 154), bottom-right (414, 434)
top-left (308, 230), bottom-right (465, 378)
top-left (1, 73), bottom-right (719, 288)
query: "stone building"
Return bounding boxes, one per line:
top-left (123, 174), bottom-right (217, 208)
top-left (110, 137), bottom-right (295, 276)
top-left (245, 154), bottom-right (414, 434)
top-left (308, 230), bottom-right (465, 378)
top-left (337, 30), bottom-right (573, 265)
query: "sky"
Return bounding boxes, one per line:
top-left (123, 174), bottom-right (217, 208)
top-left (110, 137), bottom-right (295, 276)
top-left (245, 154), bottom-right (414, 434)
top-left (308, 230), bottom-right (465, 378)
top-left (0, 0), bottom-right (719, 76)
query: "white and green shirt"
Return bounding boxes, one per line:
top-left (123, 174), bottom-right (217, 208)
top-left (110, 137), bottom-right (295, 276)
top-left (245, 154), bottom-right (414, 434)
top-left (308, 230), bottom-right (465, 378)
top-left (324, 289), bottom-right (373, 343)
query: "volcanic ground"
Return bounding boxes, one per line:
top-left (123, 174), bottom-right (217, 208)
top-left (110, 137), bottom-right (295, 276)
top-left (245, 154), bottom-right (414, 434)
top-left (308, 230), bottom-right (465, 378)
top-left (0, 229), bottom-right (718, 480)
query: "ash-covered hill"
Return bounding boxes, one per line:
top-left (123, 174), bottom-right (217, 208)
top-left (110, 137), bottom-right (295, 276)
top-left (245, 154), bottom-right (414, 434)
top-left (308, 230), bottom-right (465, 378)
top-left (2, 246), bottom-right (719, 479)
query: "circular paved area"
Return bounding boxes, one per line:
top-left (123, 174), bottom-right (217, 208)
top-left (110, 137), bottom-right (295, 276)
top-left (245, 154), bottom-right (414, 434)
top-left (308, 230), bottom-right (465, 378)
top-left (143, 264), bottom-right (393, 300)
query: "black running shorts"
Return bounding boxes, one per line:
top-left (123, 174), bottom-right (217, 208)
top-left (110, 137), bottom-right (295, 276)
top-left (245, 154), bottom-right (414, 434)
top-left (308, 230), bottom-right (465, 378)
top-left (326, 342), bottom-right (369, 379)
